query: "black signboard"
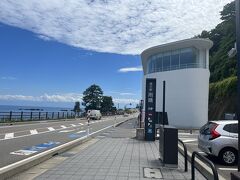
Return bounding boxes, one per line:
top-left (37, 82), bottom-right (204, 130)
top-left (145, 78), bottom-right (156, 141)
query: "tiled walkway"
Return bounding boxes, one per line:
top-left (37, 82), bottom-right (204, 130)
top-left (35, 119), bottom-right (204, 180)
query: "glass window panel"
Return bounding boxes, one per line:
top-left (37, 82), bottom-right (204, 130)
top-left (146, 47), bottom-right (203, 74)
top-left (180, 48), bottom-right (194, 67)
top-left (147, 58), bottom-right (153, 73)
top-left (156, 55), bottom-right (163, 72)
top-left (151, 59), bottom-right (154, 73)
top-left (153, 59), bottom-right (157, 72)
top-left (171, 50), bottom-right (180, 68)
top-left (163, 52), bottom-right (170, 70)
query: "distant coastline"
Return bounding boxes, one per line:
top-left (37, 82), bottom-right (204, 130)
top-left (0, 105), bottom-right (72, 112)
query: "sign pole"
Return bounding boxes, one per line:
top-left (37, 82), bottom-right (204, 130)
top-left (162, 81), bottom-right (166, 127)
top-left (235, 0), bottom-right (240, 172)
top-left (87, 118), bottom-right (90, 136)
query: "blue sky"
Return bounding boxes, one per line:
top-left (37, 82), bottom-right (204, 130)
top-left (0, 0), bottom-right (232, 108)
top-left (0, 23), bottom-right (142, 108)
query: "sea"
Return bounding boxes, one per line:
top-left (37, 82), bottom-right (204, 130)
top-left (0, 105), bottom-right (73, 112)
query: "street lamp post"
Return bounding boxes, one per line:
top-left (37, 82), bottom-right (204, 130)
top-left (236, 0), bottom-right (240, 172)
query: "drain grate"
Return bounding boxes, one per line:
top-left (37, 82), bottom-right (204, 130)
top-left (143, 167), bottom-right (163, 179)
top-left (59, 152), bottom-right (75, 157)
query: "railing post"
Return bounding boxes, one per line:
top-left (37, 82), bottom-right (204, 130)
top-left (63, 112), bottom-right (65, 119)
top-left (39, 112), bottom-right (41, 120)
top-left (30, 112), bottom-right (33, 121)
top-left (191, 151), bottom-right (219, 180)
top-left (9, 111), bottom-right (12, 121)
top-left (67, 112), bottom-right (69, 119)
top-left (46, 112), bottom-right (48, 119)
top-left (52, 112), bottom-right (54, 119)
top-left (20, 111), bottom-right (23, 121)
top-left (58, 112), bottom-right (60, 119)
top-left (191, 152), bottom-right (196, 180)
top-left (178, 139), bottom-right (188, 172)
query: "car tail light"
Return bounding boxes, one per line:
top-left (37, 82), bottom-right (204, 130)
top-left (209, 124), bottom-right (221, 140)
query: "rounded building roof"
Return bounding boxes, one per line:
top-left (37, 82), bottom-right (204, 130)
top-left (141, 38), bottom-right (213, 74)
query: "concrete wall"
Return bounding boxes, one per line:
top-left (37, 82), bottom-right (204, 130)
top-left (142, 68), bottom-right (209, 129)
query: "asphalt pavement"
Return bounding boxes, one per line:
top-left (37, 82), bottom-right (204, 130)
top-left (0, 115), bottom-right (134, 168)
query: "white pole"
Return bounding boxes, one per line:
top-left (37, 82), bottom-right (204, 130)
top-left (87, 118), bottom-right (90, 136)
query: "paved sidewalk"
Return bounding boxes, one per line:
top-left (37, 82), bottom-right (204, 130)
top-left (34, 119), bottom-right (204, 180)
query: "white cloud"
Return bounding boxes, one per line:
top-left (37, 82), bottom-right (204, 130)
top-left (1, 76), bottom-right (16, 80)
top-left (113, 98), bottom-right (139, 104)
top-left (118, 66), bottom-right (143, 73)
top-left (107, 91), bottom-right (137, 96)
top-left (0, 0), bottom-right (232, 55)
top-left (0, 93), bottom-right (83, 102)
top-left (0, 93), bottom-right (139, 107)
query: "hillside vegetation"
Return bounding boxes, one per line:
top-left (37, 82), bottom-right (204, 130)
top-left (197, 1), bottom-right (237, 120)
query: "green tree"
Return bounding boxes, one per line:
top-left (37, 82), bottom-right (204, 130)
top-left (101, 96), bottom-right (116, 114)
top-left (82, 84), bottom-right (103, 111)
top-left (196, 1), bottom-right (237, 119)
top-left (197, 1), bottom-right (236, 83)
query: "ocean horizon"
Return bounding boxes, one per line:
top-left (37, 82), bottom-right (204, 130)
top-left (0, 105), bottom-right (73, 112)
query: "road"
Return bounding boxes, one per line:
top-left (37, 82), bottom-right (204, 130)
top-left (178, 131), bottom-right (237, 179)
top-left (0, 115), bottom-right (135, 168)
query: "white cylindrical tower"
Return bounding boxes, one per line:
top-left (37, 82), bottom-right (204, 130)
top-left (141, 38), bottom-right (213, 129)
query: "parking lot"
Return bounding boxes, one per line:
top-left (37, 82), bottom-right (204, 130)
top-left (178, 130), bottom-right (237, 179)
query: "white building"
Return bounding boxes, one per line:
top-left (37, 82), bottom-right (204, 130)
top-left (141, 38), bottom-right (213, 129)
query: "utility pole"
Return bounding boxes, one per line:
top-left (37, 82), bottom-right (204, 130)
top-left (236, 0), bottom-right (240, 172)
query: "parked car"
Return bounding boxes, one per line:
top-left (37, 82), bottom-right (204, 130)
top-left (198, 120), bottom-right (238, 165)
top-left (87, 110), bottom-right (102, 120)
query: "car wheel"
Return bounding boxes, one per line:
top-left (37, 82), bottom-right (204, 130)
top-left (219, 148), bottom-right (238, 165)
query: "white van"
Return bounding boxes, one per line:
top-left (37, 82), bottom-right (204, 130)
top-left (87, 110), bottom-right (102, 120)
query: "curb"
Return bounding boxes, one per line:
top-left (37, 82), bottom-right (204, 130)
top-left (178, 144), bottom-right (226, 180)
top-left (0, 117), bottom-right (134, 180)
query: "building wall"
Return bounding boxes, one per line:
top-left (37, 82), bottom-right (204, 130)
top-left (142, 68), bottom-right (210, 129)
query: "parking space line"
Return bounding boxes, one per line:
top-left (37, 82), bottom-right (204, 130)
top-left (61, 125), bottom-right (67, 129)
top-left (71, 124), bottom-right (76, 127)
top-left (4, 133), bottom-right (14, 139)
top-left (47, 127), bottom-right (55, 131)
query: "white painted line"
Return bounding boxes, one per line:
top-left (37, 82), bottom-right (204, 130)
top-left (10, 150), bottom-right (37, 156)
top-left (59, 130), bottom-right (75, 133)
top-left (182, 139), bottom-right (197, 143)
top-left (0, 119), bottom-right (85, 128)
top-left (30, 129), bottom-right (38, 135)
top-left (71, 124), bottom-right (76, 127)
top-left (0, 123), bottom-right (82, 141)
top-left (218, 167), bottom-right (238, 171)
top-left (76, 130), bottom-right (86, 134)
top-left (61, 125), bottom-right (67, 129)
top-left (47, 127), bottom-right (55, 131)
top-left (0, 123), bottom-right (117, 174)
top-left (79, 123), bottom-right (83, 125)
top-left (5, 133), bottom-right (14, 139)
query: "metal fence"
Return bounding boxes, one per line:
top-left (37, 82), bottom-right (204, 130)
top-left (0, 111), bottom-right (80, 122)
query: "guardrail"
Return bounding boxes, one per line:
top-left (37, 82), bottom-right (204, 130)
top-left (178, 139), bottom-right (188, 172)
top-left (0, 111), bottom-right (80, 122)
top-left (191, 151), bottom-right (219, 180)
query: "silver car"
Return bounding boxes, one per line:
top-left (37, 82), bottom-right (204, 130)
top-left (198, 120), bottom-right (238, 165)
